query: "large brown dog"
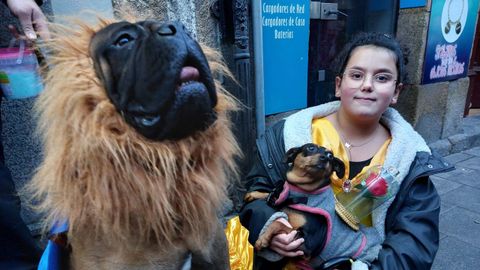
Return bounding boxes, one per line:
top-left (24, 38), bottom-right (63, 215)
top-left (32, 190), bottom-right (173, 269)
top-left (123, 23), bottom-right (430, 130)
top-left (29, 18), bottom-right (239, 269)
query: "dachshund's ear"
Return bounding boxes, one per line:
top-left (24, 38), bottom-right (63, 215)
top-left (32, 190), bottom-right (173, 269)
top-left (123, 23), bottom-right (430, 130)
top-left (332, 157), bottom-right (345, 178)
top-left (283, 147), bottom-right (301, 164)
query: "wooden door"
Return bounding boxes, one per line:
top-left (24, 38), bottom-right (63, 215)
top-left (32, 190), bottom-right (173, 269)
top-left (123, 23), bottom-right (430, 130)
top-left (466, 9), bottom-right (480, 115)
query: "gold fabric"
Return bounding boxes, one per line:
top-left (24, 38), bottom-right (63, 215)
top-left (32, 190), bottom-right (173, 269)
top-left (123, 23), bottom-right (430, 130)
top-left (311, 117), bottom-right (391, 226)
top-left (225, 216), bottom-right (253, 270)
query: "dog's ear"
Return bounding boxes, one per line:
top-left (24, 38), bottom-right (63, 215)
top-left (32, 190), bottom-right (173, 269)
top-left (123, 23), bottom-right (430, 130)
top-left (332, 157), bottom-right (345, 178)
top-left (283, 147), bottom-right (302, 164)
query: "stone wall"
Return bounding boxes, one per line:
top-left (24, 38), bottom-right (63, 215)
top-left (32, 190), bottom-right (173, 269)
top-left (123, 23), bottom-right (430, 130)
top-left (396, 6), bottom-right (470, 143)
top-left (111, 0), bottom-right (220, 48)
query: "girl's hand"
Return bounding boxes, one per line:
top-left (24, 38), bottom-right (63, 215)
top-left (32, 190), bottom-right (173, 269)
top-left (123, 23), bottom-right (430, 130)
top-left (269, 218), bottom-right (305, 257)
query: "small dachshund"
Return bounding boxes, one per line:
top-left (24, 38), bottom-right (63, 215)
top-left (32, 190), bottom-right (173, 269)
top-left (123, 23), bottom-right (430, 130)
top-left (244, 143), bottom-right (345, 254)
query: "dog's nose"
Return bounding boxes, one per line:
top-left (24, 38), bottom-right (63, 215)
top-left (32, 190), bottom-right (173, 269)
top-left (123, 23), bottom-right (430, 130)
top-left (155, 23), bottom-right (177, 36)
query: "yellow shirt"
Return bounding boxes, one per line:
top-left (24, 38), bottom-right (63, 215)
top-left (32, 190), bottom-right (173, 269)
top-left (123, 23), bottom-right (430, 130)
top-left (311, 117), bottom-right (391, 226)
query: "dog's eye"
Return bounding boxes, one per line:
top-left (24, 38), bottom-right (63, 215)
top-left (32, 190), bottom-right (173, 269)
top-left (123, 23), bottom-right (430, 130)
top-left (326, 152), bottom-right (333, 159)
top-left (114, 34), bottom-right (134, 47)
top-left (307, 146), bottom-right (316, 152)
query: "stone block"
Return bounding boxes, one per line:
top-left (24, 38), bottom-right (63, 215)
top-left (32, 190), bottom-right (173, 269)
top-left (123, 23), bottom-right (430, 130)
top-left (441, 186), bottom-right (480, 215)
top-left (112, 0), bottom-right (168, 20)
top-left (431, 175), bottom-right (462, 195)
top-left (196, 0), bottom-right (220, 47)
top-left (464, 146), bottom-right (480, 157)
top-left (468, 133), bottom-right (480, 148)
top-left (414, 82), bottom-right (449, 143)
top-left (436, 166), bottom-right (480, 188)
top-left (439, 203), bottom-right (456, 215)
top-left (463, 115), bottom-right (480, 134)
top-left (395, 84), bottom-right (419, 124)
top-left (397, 8), bottom-right (429, 85)
top-left (432, 236), bottom-right (480, 270)
top-left (443, 152), bottom-right (473, 164)
top-left (455, 156), bottom-right (480, 171)
top-left (428, 139), bottom-right (452, 156)
top-left (449, 133), bottom-right (470, 153)
top-left (443, 78), bottom-right (469, 138)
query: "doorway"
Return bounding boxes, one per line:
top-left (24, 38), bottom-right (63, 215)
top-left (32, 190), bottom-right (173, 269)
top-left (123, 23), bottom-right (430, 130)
top-left (466, 6), bottom-right (480, 116)
top-left (307, 0), bottom-right (399, 106)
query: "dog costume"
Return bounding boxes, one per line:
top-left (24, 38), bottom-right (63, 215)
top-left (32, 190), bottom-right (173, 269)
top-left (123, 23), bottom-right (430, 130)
top-left (30, 18), bottom-right (240, 270)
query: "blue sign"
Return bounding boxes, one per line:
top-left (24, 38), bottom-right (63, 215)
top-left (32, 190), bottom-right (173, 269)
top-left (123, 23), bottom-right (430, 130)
top-left (422, 0), bottom-right (479, 84)
top-left (262, 0), bottom-right (310, 115)
top-left (400, 0), bottom-right (426, 9)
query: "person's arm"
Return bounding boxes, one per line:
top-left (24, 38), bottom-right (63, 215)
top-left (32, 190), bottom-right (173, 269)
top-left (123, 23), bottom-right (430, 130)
top-left (5, 0), bottom-right (49, 40)
top-left (239, 148), bottom-right (305, 258)
top-left (370, 176), bottom-right (440, 269)
top-left (239, 151), bottom-right (278, 244)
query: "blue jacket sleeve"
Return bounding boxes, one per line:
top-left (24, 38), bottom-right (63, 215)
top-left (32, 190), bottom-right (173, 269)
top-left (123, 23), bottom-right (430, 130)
top-left (370, 176), bottom-right (440, 270)
top-left (0, 164), bottom-right (42, 270)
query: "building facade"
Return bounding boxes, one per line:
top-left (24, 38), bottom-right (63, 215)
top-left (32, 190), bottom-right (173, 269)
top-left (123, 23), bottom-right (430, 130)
top-left (2, 0), bottom-right (479, 230)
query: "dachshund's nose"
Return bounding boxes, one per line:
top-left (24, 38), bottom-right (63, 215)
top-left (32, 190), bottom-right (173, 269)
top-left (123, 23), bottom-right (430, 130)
top-left (155, 23), bottom-right (177, 36)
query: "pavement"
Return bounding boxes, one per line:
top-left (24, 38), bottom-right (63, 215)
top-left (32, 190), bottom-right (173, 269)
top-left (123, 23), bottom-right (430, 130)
top-left (429, 115), bottom-right (480, 270)
top-left (431, 146), bottom-right (480, 270)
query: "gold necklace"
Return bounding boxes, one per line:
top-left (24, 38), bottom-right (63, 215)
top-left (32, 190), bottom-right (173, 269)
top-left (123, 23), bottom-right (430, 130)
top-left (335, 113), bottom-right (379, 193)
top-left (336, 114), bottom-right (379, 154)
top-left (339, 130), bottom-right (378, 151)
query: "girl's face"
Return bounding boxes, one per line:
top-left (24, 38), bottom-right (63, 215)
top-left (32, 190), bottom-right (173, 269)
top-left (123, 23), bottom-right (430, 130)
top-left (335, 45), bottom-right (402, 122)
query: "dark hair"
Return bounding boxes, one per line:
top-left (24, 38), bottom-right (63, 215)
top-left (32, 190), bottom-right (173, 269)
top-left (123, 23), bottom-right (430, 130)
top-left (332, 32), bottom-right (406, 84)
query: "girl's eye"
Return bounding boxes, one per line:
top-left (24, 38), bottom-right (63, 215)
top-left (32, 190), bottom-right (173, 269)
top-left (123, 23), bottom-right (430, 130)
top-left (349, 72), bottom-right (364, 80)
top-left (375, 73), bottom-right (393, 83)
top-left (114, 34), bottom-right (134, 47)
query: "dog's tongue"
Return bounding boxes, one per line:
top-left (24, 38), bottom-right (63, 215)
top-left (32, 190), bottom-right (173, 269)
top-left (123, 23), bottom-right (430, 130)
top-left (180, 66), bottom-right (200, 83)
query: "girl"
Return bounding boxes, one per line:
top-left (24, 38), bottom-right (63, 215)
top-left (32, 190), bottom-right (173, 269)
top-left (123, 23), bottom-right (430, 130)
top-left (239, 32), bottom-right (452, 269)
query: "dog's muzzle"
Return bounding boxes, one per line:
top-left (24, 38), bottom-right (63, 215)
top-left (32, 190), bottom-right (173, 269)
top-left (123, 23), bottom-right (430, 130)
top-left (90, 20), bottom-right (218, 141)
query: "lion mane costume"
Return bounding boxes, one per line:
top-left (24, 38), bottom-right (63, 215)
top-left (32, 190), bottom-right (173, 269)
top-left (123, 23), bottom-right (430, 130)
top-left (29, 17), bottom-right (240, 269)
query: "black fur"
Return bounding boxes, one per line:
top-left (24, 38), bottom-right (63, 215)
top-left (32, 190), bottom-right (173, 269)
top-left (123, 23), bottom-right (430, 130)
top-left (89, 21), bottom-right (217, 140)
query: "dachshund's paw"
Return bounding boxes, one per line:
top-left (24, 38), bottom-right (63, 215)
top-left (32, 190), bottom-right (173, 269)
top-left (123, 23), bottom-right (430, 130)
top-left (243, 191), bottom-right (269, 202)
top-left (253, 220), bottom-right (293, 251)
top-left (254, 235), bottom-right (271, 251)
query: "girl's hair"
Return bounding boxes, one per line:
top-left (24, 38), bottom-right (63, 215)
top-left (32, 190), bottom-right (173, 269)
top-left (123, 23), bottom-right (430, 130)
top-left (332, 32), bottom-right (406, 84)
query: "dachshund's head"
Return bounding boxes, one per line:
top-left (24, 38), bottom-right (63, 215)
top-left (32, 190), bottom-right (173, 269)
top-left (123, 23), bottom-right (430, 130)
top-left (89, 21), bottom-right (217, 141)
top-left (283, 143), bottom-right (345, 191)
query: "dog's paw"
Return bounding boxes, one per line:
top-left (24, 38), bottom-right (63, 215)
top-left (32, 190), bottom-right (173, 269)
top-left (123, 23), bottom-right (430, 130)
top-left (254, 220), bottom-right (293, 251)
top-left (254, 235), bottom-right (271, 251)
top-left (243, 191), bottom-right (269, 202)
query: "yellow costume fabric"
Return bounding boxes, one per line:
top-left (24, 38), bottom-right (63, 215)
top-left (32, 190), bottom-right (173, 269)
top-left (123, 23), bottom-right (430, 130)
top-left (225, 216), bottom-right (253, 270)
top-left (311, 117), bottom-right (391, 226)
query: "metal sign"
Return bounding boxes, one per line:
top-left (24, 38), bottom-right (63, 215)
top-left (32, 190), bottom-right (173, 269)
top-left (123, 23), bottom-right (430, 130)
top-left (400, 0), bottom-right (426, 8)
top-left (260, 0), bottom-right (310, 115)
top-left (422, 0), bottom-right (479, 84)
